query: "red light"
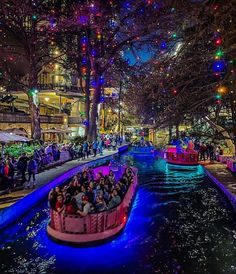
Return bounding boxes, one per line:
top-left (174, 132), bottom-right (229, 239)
top-left (215, 38), bottom-right (222, 45)
top-left (123, 215), bottom-right (127, 223)
top-left (173, 89), bottom-right (177, 95)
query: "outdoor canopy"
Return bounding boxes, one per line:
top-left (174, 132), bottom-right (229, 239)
top-left (0, 132), bottom-right (30, 144)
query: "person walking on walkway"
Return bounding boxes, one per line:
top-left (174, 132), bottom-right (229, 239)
top-left (26, 156), bottom-right (38, 189)
top-left (17, 153), bottom-right (28, 185)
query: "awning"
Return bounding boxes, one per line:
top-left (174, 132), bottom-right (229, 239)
top-left (0, 132), bottom-right (31, 144)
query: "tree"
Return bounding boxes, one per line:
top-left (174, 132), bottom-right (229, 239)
top-left (0, 0), bottom-right (66, 139)
top-left (126, 0), bottom-right (236, 149)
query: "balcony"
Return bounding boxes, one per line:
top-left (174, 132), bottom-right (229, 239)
top-left (0, 112), bottom-right (63, 124)
top-left (68, 116), bottom-right (84, 126)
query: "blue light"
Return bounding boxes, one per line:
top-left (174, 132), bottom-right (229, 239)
top-left (99, 76), bottom-right (105, 85)
top-left (212, 60), bottom-right (226, 73)
top-left (100, 96), bottom-right (105, 102)
top-left (160, 41), bottom-right (167, 49)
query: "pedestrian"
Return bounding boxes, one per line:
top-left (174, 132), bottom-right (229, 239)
top-left (26, 156), bottom-right (37, 189)
top-left (17, 153), bottom-right (28, 185)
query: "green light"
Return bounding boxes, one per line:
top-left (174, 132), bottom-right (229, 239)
top-left (215, 49), bottom-right (223, 58)
top-left (215, 94), bottom-right (222, 99)
top-left (172, 33), bottom-right (177, 38)
top-left (32, 14), bottom-right (37, 20)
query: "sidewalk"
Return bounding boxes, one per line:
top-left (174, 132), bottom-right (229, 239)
top-left (0, 147), bottom-right (126, 210)
top-left (204, 162), bottom-right (236, 197)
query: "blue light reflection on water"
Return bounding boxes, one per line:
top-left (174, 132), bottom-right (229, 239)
top-left (33, 187), bottom-right (156, 274)
top-left (1, 157), bottom-right (236, 274)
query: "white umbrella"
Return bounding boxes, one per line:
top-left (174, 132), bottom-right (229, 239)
top-left (3, 128), bottom-right (28, 137)
top-left (0, 132), bottom-right (30, 143)
top-left (0, 132), bottom-right (30, 156)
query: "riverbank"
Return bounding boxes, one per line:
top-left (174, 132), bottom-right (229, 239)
top-left (0, 145), bottom-right (129, 229)
top-left (204, 162), bottom-right (236, 211)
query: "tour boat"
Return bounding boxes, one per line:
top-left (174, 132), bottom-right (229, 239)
top-left (47, 166), bottom-right (138, 245)
top-left (131, 146), bottom-right (155, 158)
top-left (165, 146), bottom-right (199, 166)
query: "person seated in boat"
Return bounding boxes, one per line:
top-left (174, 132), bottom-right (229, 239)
top-left (77, 195), bottom-right (92, 216)
top-left (95, 171), bottom-right (104, 184)
top-left (55, 195), bottom-right (65, 213)
top-left (65, 194), bottom-right (77, 214)
top-left (186, 140), bottom-right (195, 152)
top-left (48, 188), bottom-right (57, 209)
top-left (95, 195), bottom-right (107, 212)
top-left (115, 183), bottom-right (123, 199)
top-left (108, 189), bottom-right (121, 209)
top-left (108, 170), bottom-right (116, 185)
top-left (176, 140), bottom-right (184, 154)
top-left (81, 170), bottom-right (89, 186)
top-left (66, 178), bottom-right (78, 196)
top-left (75, 185), bottom-right (86, 210)
top-left (86, 183), bottom-right (95, 204)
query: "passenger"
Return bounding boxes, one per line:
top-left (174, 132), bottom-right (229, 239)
top-left (75, 185), bottom-right (86, 210)
top-left (66, 181), bottom-right (77, 196)
top-left (86, 184), bottom-right (95, 204)
top-left (95, 195), bottom-right (107, 212)
top-left (95, 171), bottom-right (104, 184)
top-left (115, 184), bottom-right (123, 199)
top-left (108, 189), bottom-right (121, 209)
top-left (65, 194), bottom-right (77, 214)
top-left (55, 195), bottom-right (64, 213)
top-left (108, 170), bottom-right (116, 185)
top-left (77, 195), bottom-right (92, 216)
top-left (55, 186), bottom-right (63, 196)
top-left (76, 172), bottom-right (83, 185)
top-left (48, 188), bottom-right (57, 210)
top-left (81, 171), bottom-right (89, 185)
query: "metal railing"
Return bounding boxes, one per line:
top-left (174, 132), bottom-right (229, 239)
top-left (0, 112), bottom-right (63, 124)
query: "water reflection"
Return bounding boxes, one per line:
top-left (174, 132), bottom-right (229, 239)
top-left (1, 157), bottom-right (236, 274)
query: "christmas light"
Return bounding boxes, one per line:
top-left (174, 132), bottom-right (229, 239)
top-left (32, 14), bottom-right (37, 21)
top-left (217, 86), bottom-right (227, 94)
top-left (212, 60), bottom-right (226, 73)
top-left (215, 38), bottom-right (222, 46)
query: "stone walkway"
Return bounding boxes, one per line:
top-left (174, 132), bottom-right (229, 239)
top-left (0, 148), bottom-right (123, 210)
top-left (204, 162), bottom-right (236, 200)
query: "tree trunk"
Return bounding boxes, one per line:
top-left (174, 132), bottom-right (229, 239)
top-left (168, 125), bottom-right (172, 143)
top-left (87, 77), bottom-right (102, 142)
top-left (204, 116), bottom-right (235, 155)
top-left (175, 123), bottom-right (180, 139)
top-left (84, 60), bottom-right (91, 139)
top-left (28, 93), bottom-right (41, 140)
top-left (28, 25), bottom-right (41, 140)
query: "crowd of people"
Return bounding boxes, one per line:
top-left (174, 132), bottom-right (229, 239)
top-left (48, 167), bottom-right (134, 216)
top-left (194, 142), bottom-right (223, 161)
top-left (0, 133), bottom-right (129, 193)
top-left (172, 138), bottom-right (224, 161)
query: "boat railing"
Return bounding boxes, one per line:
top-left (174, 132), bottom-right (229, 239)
top-left (49, 172), bottom-right (137, 235)
top-left (166, 151), bottom-right (198, 163)
top-left (132, 146), bottom-right (154, 153)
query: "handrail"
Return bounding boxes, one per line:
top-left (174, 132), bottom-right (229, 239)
top-left (166, 151), bottom-right (198, 163)
top-left (49, 170), bottom-right (137, 235)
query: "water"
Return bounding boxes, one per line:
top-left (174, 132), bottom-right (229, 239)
top-left (1, 155), bottom-right (236, 274)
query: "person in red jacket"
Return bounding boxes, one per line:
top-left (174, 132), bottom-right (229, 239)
top-left (55, 195), bottom-right (64, 213)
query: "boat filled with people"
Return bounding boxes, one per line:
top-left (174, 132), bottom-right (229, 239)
top-left (165, 140), bottom-right (199, 166)
top-left (131, 138), bottom-right (155, 158)
top-left (47, 165), bottom-right (138, 245)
